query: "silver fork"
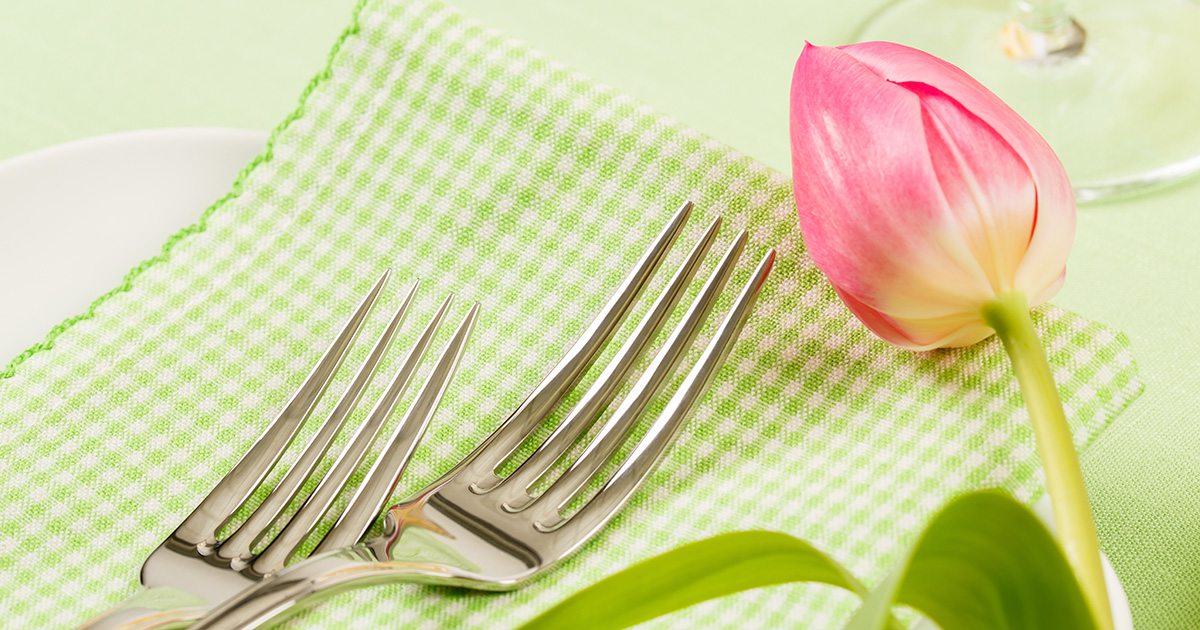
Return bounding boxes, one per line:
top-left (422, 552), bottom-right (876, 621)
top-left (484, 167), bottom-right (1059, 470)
top-left (193, 202), bottom-right (776, 629)
top-left (83, 274), bottom-right (479, 629)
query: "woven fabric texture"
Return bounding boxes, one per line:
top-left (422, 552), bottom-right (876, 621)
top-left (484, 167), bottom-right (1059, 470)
top-left (0, 0), bottom-right (1141, 627)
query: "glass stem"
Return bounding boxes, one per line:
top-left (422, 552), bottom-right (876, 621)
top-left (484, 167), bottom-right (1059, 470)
top-left (1017, 0), bottom-right (1074, 34)
top-left (981, 293), bottom-right (1112, 630)
top-left (1004, 0), bottom-right (1086, 61)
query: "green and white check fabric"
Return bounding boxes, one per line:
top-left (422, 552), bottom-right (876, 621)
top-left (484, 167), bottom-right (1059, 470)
top-left (0, 0), bottom-right (1141, 627)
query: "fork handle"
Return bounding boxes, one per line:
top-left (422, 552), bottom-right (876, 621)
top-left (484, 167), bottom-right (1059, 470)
top-left (191, 545), bottom-right (483, 630)
top-left (77, 587), bottom-right (210, 629)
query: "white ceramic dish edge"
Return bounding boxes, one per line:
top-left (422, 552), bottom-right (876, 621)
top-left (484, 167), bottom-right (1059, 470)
top-left (0, 128), bottom-right (268, 363)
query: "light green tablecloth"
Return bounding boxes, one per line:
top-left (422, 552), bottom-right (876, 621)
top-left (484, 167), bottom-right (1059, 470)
top-left (0, 1), bottom-right (1195, 628)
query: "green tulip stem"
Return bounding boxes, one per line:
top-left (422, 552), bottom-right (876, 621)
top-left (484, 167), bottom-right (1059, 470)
top-left (982, 292), bottom-right (1112, 630)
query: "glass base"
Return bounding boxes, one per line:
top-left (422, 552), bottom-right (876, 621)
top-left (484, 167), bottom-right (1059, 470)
top-left (855, 0), bottom-right (1200, 203)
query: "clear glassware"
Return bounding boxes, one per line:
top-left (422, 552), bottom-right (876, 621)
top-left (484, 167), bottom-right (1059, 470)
top-left (855, 0), bottom-right (1200, 202)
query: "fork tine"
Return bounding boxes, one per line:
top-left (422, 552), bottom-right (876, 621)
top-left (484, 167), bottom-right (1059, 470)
top-left (512, 231), bottom-right (747, 519)
top-left (458, 201), bottom-right (694, 487)
top-left (484, 217), bottom-right (722, 502)
top-left (314, 303), bottom-right (479, 554)
top-left (173, 270), bottom-right (391, 549)
top-left (214, 282), bottom-right (419, 564)
top-left (554, 249), bottom-right (774, 537)
top-left (248, 294), bottom-right (454, 576)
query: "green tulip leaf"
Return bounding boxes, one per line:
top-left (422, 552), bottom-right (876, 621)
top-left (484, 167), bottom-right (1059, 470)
top-left (522, 491), bottom-right (1097, 629)
top-left (847, 490), bottom-right (1097, 630)
top-left (519, 530), bottom-right (869, 630)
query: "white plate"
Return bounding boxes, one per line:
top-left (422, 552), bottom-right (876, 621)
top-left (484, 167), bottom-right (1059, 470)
top-left (0, 128), bottom-right (1133, 627)
top-left (0, 128), bottom-right (268, 362)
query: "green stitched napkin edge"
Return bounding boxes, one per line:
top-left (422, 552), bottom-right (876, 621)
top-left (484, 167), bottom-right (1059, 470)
top-left (0, 0), bottom-right (373, 380)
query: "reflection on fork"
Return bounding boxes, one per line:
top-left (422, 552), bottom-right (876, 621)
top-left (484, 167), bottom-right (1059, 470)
top-left (82, 273), bottom-right (479, 629)
top-left (193, 201), bottom-right (775, 629)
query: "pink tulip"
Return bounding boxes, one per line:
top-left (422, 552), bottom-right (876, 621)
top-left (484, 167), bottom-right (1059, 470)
top-left (790, 42), bottom-right (1114, 626)
top-left (789, 41), bottom-right (1075, 350)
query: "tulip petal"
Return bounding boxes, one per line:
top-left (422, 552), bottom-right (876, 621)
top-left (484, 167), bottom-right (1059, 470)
top-left (910, 81), bottom-right (1036, 295)
top-left (834, 287), bottom-right (925, 348)
top-left (836, 287), bottom-right (995, 350)
top-left (838, 42), bottom-right (1074, 304)
top-left (790, 44), bottom-right (990, 312)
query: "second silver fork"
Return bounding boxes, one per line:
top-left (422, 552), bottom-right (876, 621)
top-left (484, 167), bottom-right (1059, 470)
top-left (83, 274), bottom-right (479, 628)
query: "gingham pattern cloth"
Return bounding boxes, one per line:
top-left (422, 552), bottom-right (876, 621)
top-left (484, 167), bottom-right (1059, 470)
top-left (0, 0), bottom-right (1141, 627)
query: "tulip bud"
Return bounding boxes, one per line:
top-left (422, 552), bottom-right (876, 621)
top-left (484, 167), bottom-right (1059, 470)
top-left (789, 41), bottom-right (1075, 350)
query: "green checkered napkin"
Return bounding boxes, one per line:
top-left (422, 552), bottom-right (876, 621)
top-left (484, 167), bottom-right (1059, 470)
top-left (0, 0), bottom-right (1141, 627)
